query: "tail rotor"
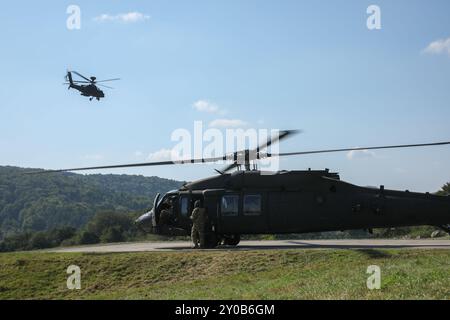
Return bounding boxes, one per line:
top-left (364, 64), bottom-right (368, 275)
top-left (65, 70), bottom-right (74, 89)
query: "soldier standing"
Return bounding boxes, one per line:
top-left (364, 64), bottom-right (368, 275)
top-left (191, 200), bottom-right (206, 249)
top-left (159, 199), bottom-right (173, 225)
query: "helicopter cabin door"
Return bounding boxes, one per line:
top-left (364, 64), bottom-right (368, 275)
top-left (218, 192), bottom-right (267, 234)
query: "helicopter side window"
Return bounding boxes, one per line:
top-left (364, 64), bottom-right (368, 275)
top-left (180, 197), bottom-right (189, 217)
top-left (243, 194), bottom-right (262, 216)
top-left (221, 195), bottom-right (239, 216)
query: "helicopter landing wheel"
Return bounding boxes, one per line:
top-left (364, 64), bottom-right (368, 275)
top-left (223, 234), bottom-right (240, 246)
top-left (204, 233), bottom-right (219, 249)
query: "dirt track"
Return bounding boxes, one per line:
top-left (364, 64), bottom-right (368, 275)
top-left (48, 239), bottom-right (450, 253)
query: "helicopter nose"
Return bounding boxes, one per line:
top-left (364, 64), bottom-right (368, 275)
top-left (135, 209), bottom-right (154, 226)
top-left (135, 209), bottom-right (157, 233)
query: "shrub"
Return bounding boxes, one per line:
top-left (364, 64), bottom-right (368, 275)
top-left (29, 232), bottom-right (52, 249)
top-left (78, 230), bottom-right (100, 244)
top-left (100, 226), bottom-right (124, 243)
top-left (47, 226), bottom-right (77, 246)
top-left (0, 233), bottom-right (32, 252)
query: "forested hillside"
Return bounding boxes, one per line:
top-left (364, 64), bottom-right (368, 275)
top-left (0, 166), bottom-right (183, 238)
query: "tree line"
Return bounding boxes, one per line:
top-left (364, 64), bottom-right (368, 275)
top-left (0, 166), bottom-right (183, 239)
top-left (0, 211), bottom-right (150, 252)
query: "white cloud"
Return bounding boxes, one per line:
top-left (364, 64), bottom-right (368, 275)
top-left (192, 100), bottom-right (227, 115)
top-left (94, 12), bottom-right (150, 23)
top-left (423, 37), bottom-right (450, 56)
top-left (209, 119), bottom-right (248, 128)
top-left (147, 148), bottom-right (173, 162)
top-left (346, 149), bottom-right (376, 160)
top-left (193, 100), bottom-right (218, 113)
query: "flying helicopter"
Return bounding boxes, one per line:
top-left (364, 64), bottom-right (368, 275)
top-left (64, 70), bottom-right (120, 101)
top-left (31, 130), bottom-right (450, 248)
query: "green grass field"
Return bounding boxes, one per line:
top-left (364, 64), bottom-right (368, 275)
top-left (0, 249), bottom-right (449, 299)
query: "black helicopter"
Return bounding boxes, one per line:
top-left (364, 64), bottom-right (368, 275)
top-left (64, 71), bottom-right (120, 101)
top-left (32, 130), bottom-right (450, 248)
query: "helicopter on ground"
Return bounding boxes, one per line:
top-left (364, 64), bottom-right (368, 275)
top-left (64, 70), bottom-right (120, 101)
top-left (32, 130), bottom-right (450, 248)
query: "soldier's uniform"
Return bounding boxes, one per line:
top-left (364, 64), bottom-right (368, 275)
top-left (191, 204), bottom-right (207, 248)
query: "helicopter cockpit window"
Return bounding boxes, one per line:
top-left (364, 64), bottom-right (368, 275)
top-left (243, 194), bottom-right (262, 216)
top-left (180, 197), bottom-right (189, 217)
top-left (221, 195), bottom-right (239, 216)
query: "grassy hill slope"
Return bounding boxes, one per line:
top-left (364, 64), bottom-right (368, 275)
top-left (0, 249), bottom-right (448, 299)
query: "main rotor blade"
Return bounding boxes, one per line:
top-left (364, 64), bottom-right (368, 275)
top-left (256, 129), bottom-right (301, 151)
top-left (221, 162), bottom-right (238, 173)
top-left (71, 71), bottom-right (91, 82)
top-left (63, 81), bottom-right (90, 85)
top-left (97, 84), bottom-right (114, 89)
top-left (26, 139), bottom-right (450, 175)
top-left (26, 155), bottom-right (229, 174)
top-left (220, 130), bottom-right (300, 173)
top-left (270, 141), bottom-right (450, 158)
top-left (95, 78), bottom-right (121, 83)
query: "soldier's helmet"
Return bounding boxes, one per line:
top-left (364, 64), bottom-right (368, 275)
top-left (194, 200), bottom-right (201, 208)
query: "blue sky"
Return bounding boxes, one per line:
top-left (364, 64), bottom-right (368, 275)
top-left (0, 0), bottom-right (449, 192)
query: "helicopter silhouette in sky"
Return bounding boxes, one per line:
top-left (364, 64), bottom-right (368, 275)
top-left (64, 70), bottom-right (120, 101)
